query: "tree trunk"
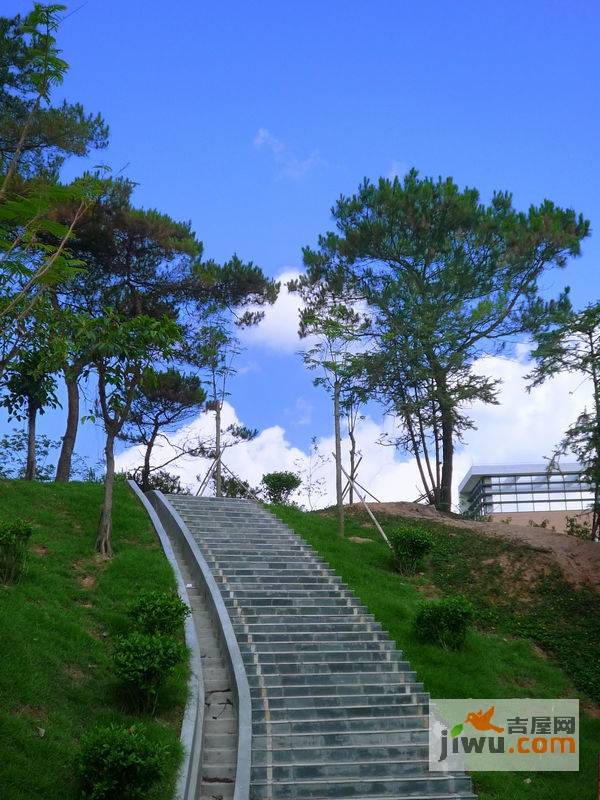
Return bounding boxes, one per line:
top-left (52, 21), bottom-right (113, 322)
top-left (348, 417), bottom-right (356, 506)
top-left (438, 402), bottom-right (454, 513)
top-left (55, 370), bottom-right (80, 482)
top-left (215, 402), bottom-right (222, 497)
top-left (333, 381), bottom-right (345, 538)
top-left (96, 432), bottom-right (115, 558)
top-left (25, 401), bottom-right (37, 480)
top-left (141, 423), bottom-right (159, 492)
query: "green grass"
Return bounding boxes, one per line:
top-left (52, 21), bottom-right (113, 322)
top-left (0, 479), bottom-right (186, 800)
top-left (271, 504), bottom-right (600, 800)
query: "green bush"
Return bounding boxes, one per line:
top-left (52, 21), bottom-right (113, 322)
top-left (113, 632), bottom-right (187, 712)
top-left (77, 723), bottom-right (167, 800)
top-left (414, 595), bottom-right (474, 649)
top-left (389, 526), bottom-right (433, 574)
top-left (127, 590), bottom-right (190, 635)
top-left (0, 519), bottom-right (32, 584)
top-left (261, 470), bottom-right (302, 504)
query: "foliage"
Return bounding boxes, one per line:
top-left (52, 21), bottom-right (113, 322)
top-left (294, 436), bottom-right (329, 510)
top-left (127, 591), bottom-right (190, 636)
top-left (127, 469), bottom-right (190, 495)
top-left (79, 311), bottom-right (182, 557)
top-left (213, 474), bottom-right (258, 498)
top-left (119, 368), bottom-right (205, 490)
top-left (527, 301), bottom-right (600, 540)
top-left (113, 632), bottom-right (187, 713)
top-left (0, 345), bottom-right (58, 420)
top-left (414, 595), bottom-right (474, 650)
top-left (564, 515), bottom-right (592, 539)
top-left (389, 525), bottom-right (433, 574)
top-left (0, 426), bottom-right (58, 479)
top-left (261, 470), bottom-right (302, 504)
top-left (0, 4), bottom-right (108, 371)
top-left (0, 480), bottom-right (186, 799)
top-left (77, 724), bottom-right (167, 800)
top-left (0, 517), bottom-right (32, 583)
top-left (300, 170), bottom-right (589, 511)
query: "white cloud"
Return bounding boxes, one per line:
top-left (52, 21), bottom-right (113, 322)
top-left (253, 128), bottom-right (320, 180)
top-left (116, 353), bottom-right (593, 512)
top-left (239, 269), bottom-right (309, 354)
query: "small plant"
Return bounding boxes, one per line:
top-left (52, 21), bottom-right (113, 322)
top-left (0, 519), bottom-right (33, 583)
top-left (413, 595), bottom-right (474, 650)
top-left (261, 470), bottom-right (302, 505)
top-left (389, 526), bottom-right (433, 575)
top-left (127, 590), bottom-right (190, 635)
top-left (113, 632), bottom-right (187, 712)
top-left (77, 723), bottom-right (167, 799)
top-left (565, 515), bottom-right (592, 539)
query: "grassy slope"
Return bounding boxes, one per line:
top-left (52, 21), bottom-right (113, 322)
top-left (0, 480), bottom-right (186, 800)
top-left (271, 505), bottom-right (600, 800)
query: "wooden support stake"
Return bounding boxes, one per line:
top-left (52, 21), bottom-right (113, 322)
top-left (335, 456), bottom-right (391, 549)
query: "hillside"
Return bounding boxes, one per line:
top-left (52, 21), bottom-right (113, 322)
top-left (344, 501), bottom-right (600, 591)
top-left (272, 503), bottom-right (600, 800)
top-left (0, 480), bottom-right (186, 800)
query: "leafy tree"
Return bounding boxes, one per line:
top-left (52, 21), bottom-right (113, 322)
top-left (0, 345), bottom-right (59, 479)
top-left (0, 5), bottom-right (108, 182)
top-left (52, 180), bottom-right (200, 481)
top-left (527, 300), bottom-right (600, 540)
top-left (81, 311), bottom-right (181, 557)
top-left (301, 170), bottom-right (589, 511)
top-left (214, 474), bottom-right (259, 499)
top-left (0, 4), bottom-right (107, 373)
top-left (0, 426), bottom-right (57, 480)
top-left (288, 281), bottom-right (368, 535)
top-left (293, 436), bottom-right (328, 511)
top-left (120, 368), bottom-right (205, 491)
top-left (126, 469), bottom-right (190, 495)
top-left (261, 471), bottom-right (302, 505)
top-left (186, 321), bottom-right (261, 496)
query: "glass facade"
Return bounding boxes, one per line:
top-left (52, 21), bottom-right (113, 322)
top-left (459, 465), bottom-right (595, 517)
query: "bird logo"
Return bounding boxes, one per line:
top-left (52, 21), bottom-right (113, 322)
top-left (450, 706), bottom-right (505, 737)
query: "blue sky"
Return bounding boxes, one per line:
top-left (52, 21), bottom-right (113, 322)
top-left (5, 0), bottom-right (600, 484)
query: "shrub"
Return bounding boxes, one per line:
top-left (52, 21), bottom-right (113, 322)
top-left (127, 590), bottom-right (190, 635)
top-left (0, 519), bottom-right (32, 584)
top-left (261, 471), bottom-right (302, 504)
top-left (113, 632), bottom-right (187, 712)
top-left (414, 595), bottom-right (474, 650)
top-left (565, 515), bottom-right (592, 539)
top-left (77, 723), bottom-right (166, 800)
top-left (389, 526), bottom-right (433, 574)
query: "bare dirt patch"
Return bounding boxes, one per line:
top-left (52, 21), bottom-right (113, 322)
top-left (78, 574), bottom-right (96, 590)
top-left (345, 501), bottom-right (600, 592)
top-left (32, 544), bottom-right (48, 557)
top-left (348, 535), bottom-right (373, 544)
top-left (12, 704), bottom-right (47, 722)
top-left (64, 664), bottom-right (85, 682)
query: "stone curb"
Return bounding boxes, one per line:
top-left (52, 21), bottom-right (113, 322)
top-left (127, 480), bottom-right (204, 800)
top-left (148, 489), bottom-right (252, 800)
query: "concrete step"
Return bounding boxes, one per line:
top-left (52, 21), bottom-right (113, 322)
top-left (247, 670), bottom-right (420, 688)
top-left (252, 714), bottom-right (431, 736)
top-left (252, 742), bottom-right (429, 765)
top-left (249, 774), bottom-right (473, 799)
top-left (252, 702), bottom-right (426, 722)
top-left (253, 691), bottom-right (427, 711)
top-left (253, 728), bottom-right (430, 749)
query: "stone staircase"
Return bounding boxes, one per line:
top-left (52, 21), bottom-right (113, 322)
top-left (168, 494), bottom-right (476, 800)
